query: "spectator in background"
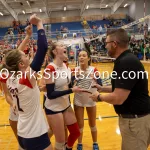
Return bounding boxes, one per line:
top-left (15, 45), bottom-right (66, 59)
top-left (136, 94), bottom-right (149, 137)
top-left (12, 19), bottom-right (17, 30)
top-left (144, 24), bottom-right (148, 38)
top-left (60, 25), bottom-right (64, 32)
top-left (26, 19), bottom-right (30, 26)
top-left (33, 44), bottom-right (37, 53)
top-left (98, 25), bottom-right (103, 35)
top-left (69, 49), bottom-right (75, 64)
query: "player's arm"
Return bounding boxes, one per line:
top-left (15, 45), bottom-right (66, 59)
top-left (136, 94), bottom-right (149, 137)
top-left (18, 25), bottom-right (32, 51)
top-left (39, 76), bottom-right (46, 92)
top-left (1, 83), bottom-right (14, 106)
top-left (26, 14), bottom-right (48, 87)
top-left (44, 67), bottom-right (82, 100)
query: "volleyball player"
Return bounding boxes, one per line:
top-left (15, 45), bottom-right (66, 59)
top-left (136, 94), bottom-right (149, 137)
top-left (72, 50), bottom-right (102, 150)
top-left (44, 42), bottom-right (82, 150)
top-left (0, 24), bottom-right (34, 150)
top-left (1, 14), bottom-right (52, 150)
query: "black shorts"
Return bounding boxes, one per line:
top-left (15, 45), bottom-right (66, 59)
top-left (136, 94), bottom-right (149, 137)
top-left (18, 132), bottom-right (51, 150)
top-left (45, 105), bottom-right (71, 115)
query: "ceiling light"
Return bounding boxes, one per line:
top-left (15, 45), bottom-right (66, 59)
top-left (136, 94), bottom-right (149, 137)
top-left (124, 4), bottom-right (128, 7)
top-left (26, 1), bottom-right (30, 5)
top-left (0, 12), bottom-right (3, 16)
top-left (86, 5), bottom-right (89, 9)
top-left (22, 10), bottom-right (25, 14)
top-left (64, 6), bottom-right (66, 11)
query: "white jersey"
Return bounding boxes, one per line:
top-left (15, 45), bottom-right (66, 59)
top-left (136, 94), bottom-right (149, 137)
top-left (45, 62), bottom-right (71, 111)
top-left (74, 66), bottom-right (97, 107)
top-left (6, 75), bottom-right (49, 138)
top-left (9, 107), bottom-right (18, 121)
top-left (0, 73), bottom-right (19, 122)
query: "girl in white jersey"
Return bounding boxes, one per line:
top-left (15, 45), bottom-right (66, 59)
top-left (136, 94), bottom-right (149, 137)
top-left (1, 14), bottom-right (52, 150)
top-left (0, 26), bottom-right (33, 150)
top-left (44, 42), bottom-right (82, 150)
top-left (72, 50), bottom-right (102, 150)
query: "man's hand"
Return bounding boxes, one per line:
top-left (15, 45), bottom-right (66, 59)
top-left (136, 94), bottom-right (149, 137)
top-left (89, 91), bottom-right (100, 102)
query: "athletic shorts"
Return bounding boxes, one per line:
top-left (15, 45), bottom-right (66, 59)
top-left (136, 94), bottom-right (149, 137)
top-left (18, 132), bottom-right (51, 150)
top-left (45, 105), bottom-right (71, 115)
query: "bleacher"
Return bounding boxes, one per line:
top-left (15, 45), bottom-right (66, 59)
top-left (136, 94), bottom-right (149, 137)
top-left (0, 19), bottom-right (130, 41)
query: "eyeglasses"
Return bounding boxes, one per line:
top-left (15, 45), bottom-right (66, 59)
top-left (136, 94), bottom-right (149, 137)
top-left (105, 41), bottom-right (119, 45)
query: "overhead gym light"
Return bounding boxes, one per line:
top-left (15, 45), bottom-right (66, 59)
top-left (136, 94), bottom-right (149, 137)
top-left (64, 6), bottom-right (66, 11)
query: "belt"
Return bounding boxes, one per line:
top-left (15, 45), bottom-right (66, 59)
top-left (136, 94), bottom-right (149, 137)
top-left (118, 113), bottom-right (149, 118)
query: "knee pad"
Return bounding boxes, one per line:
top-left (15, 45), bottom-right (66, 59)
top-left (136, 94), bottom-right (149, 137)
top-left (79, 128), bottom-right (83, 133)
top-left (55, 141), bottom-right (65, 150)
top-left (67, 122), bottom-right (80, 147)
top-left (90, 126), bottom-right (97, 132)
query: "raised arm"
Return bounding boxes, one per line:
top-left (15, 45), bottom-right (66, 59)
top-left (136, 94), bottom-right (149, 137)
top-left (18, 25), bottom-right (32, 51)
top-left (26, 14), bottom-right (48, 87)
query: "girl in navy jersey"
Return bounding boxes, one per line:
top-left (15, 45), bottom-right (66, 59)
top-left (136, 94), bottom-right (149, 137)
top-left (1, 14), bottom-right (52, 150)
top-left (44, 42), bottom-right (82, 150)
top-left (72, 50), bottom-right (102, 150)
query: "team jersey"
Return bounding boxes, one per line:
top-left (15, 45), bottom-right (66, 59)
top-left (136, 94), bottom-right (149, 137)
top-left (73, 66), bottom-right (97, 107)
top-left (44, 62), bottom-right (71, 111)
top-left (3, 74), bottom-right (49, 138)
top-left (0, 73), bottom-right (19, 121)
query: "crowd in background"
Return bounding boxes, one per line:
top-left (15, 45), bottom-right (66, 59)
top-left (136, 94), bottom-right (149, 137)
top-left (0, 19), bottom-right (150, 66)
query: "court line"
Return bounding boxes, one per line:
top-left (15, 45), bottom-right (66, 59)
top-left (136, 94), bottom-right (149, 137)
top-left (0, 115), bottom-right (118, 127)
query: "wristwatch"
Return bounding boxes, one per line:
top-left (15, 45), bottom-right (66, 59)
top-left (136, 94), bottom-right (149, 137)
top-left (97, 94), bottom-right (102, 102)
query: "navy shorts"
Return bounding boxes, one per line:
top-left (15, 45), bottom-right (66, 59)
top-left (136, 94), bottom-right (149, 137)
top-left (45, 105), bottom-right (71, 115)
top-left (18, 132), bottom-right (51, 150)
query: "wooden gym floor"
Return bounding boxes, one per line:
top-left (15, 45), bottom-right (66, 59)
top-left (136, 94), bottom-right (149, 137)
top-left (0, 62), bottom-right (150, 150)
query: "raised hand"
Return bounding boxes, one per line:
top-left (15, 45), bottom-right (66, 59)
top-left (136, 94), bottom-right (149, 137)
top-left (29, 14), bottom-right (42, 26)
top-left (25, 25), bottom-right (32, 37)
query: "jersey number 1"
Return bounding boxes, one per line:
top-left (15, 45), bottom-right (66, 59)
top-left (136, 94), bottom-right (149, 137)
top-left (16, 95), bottom-right (24, 112)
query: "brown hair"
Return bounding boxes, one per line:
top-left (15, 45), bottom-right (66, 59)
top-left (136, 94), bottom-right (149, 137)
top-left (2, 49), bottom-right (22, 72)
top-left (49, 42), bottom-right (57, 59)
top-left (107, 28), bottom-right (129, 48)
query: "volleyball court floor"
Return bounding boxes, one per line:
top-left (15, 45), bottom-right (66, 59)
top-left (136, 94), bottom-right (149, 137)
top-left (0, 62), bottom-right (150, 150)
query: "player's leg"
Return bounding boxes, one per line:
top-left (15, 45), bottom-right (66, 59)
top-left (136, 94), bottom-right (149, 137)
top-left (86, 106), bottom-right (99, 150)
